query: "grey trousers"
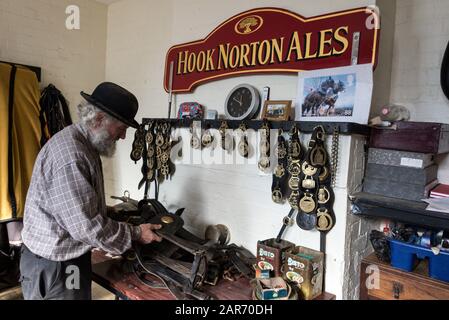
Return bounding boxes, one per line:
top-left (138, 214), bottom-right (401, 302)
top-left (19, 245), bottom-right (92, 300)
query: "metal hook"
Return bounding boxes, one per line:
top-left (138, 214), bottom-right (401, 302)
top-left (316, 125), bottom-right (326, 140)
top-left (289, 124), bottom-right (297, 135)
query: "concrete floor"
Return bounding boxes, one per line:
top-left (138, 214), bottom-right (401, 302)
top-left (0, 282), bottom-right (116, 300)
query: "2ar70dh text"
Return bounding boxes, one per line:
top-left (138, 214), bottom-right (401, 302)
top-left (175, 304), bottom-right (273, 317)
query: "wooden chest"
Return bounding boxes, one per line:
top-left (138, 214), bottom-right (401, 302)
top-left (369, 121), bottom-right (449, 154)
top-left (360, 253), bottom-right (449, 300)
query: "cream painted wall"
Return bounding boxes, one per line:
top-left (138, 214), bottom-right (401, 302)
top-left (103, 0), bottom-right (174, 203)
top-left (0, 0), bottom-right (108, 117)
top-left (370, 0), bottom-right (396, 117)
top-left (104, 0), bottom-right (379, 299)
top-left (389, 0), bottom-right (449, 182)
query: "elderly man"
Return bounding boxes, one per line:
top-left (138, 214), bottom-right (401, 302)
top-left (20, 82), bottom-right (161, 300)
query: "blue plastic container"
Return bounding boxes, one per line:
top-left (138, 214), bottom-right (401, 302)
top-left (389, 239), bottom-right (449, 282)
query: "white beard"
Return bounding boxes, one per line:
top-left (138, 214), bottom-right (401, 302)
top-left (90, 126), bottom-right (117, 157)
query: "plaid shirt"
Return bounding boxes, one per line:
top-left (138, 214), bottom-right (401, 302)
top-left (22, 123), bottom-right (137, 261)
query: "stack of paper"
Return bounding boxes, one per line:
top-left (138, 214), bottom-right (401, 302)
top-left (423, 197), bottom-right (449, 213)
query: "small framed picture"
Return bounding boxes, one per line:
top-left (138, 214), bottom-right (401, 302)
top-left (295, 64), bottom-right (373, 124)
top-left (261, 100), bottom-right (292, 121)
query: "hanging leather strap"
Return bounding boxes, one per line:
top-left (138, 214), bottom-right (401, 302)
top-left (297, 128), bottom-right (322, 224)
top-left (320, 231), bottom-right (326, 292)
top-left (39, 84), bottom-right (72, 146)
top-left (275, 208), bottom-right (296, 242)
top-left (38, 104), bottom-right (48, 147)
top-left (8, 65), bottom-right (17, 219)
top-left (271, 130), bottom-right (288, 204)
top-left (286, 125), bottom-right (302, 210)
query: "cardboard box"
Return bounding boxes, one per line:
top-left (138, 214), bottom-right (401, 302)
top-left (368, 148), bottom-right (434, 169)
top-left (283, 246), bottom-right (324, 300)
top-left (255, 277), bottom-right (289, 300)
top-left (363, 177), bottom-right (438, 201)
top-left (365, 163), bottom-right (438, 186)
top-left (257, 238), bottom-right (295, 277)
top-left (255, 267), bottom-right (271, 279)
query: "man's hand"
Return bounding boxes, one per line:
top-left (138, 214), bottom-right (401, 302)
top-left (137, 223), bottom-right (163, 244)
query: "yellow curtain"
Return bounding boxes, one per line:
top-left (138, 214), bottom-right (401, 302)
top-left (0, 63), bottom-right (41, 221)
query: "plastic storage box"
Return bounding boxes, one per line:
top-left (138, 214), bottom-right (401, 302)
top-left (389, 239), bottom-right (449, 282)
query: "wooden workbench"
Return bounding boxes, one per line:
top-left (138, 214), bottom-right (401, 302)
top-left (91, 250), bottom-right (335, 300)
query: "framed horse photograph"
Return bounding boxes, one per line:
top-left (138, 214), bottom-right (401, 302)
top-left (261, 100), bottom-right (292, 121)
top-left (295, 64), bottom-right (373, 124)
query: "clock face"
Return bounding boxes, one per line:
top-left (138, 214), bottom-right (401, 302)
top-left (227, 87), bottom-right (253, 118)
top-left (225, 84), bottom-right (260, 120)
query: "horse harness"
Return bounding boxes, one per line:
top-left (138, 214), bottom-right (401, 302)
top-left (109, 196), bottom-right (256, 300)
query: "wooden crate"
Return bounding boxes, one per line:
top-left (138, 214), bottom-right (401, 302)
top-left (360, 253), bottom-right (449, 300)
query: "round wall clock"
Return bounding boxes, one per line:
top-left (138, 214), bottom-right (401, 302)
top-left (224, 84), bottom-right (260, 120)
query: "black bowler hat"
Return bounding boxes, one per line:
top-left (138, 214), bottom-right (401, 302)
top-left (80, 82), bottom-right (139, 128)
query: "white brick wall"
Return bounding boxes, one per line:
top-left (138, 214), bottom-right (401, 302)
top-left (0, 0), bottom-right (108, 118)
top-left (342, 134), bottom-right (383, 299)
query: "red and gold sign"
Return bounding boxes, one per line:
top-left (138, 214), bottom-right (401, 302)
top-left (164, 7), bottom-right (379, 93)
